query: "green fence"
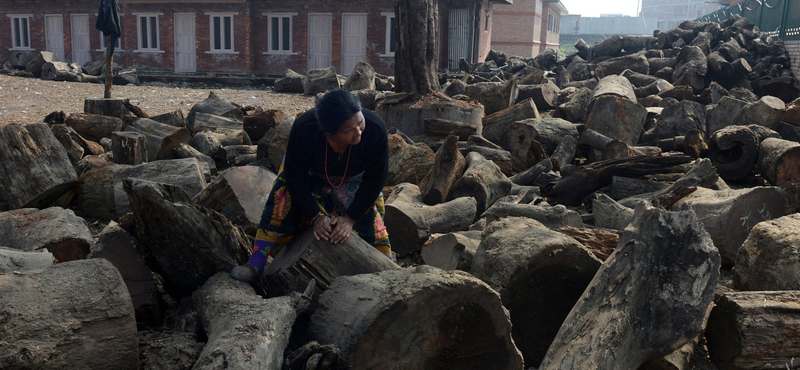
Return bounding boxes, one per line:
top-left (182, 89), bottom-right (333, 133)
top-left (696, 0), bottom-right (800, 41)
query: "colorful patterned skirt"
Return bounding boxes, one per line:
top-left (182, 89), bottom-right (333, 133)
top-left (247, 165), bottom-right (391, 273)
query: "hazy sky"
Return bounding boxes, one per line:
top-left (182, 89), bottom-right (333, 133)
top-left (560, 0), bottom-right (640, 17)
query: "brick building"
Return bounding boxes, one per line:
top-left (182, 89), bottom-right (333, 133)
top-left (489, 0), bottom-right (567, 58)
top-left (2, 0), bottom-right (509, 76)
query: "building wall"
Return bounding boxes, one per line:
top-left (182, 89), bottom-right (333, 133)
top-left (541, 1), bottom-right (560, 52)
top-left (490, 0), bottom-right (542, 57)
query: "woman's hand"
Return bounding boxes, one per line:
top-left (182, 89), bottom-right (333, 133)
top-left (312, 213), bottom-right (333, 241)
top-left (329, 215), bottom-right (356, 244)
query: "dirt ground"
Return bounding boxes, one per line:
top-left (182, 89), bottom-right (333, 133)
top-left (0, 74), bottom-right (316, 125)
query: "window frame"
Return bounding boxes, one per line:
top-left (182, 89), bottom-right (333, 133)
top-left (263, 12), bottom-right (296, 55)
top-left (8, 14), bottom-right (33, 50)
top-left (381, 12), bottom-right (396, 57)
top-left (134, 13), bottom-right (162, 52)
top-left (206, 12), bottom-right (238, 54)
top-left (98, 31), bottom-right (122, 51)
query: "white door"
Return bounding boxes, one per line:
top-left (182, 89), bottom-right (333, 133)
top-left (70, 14), bottom-right (91, 66)
top-left (341, 13), bottom-right (367, 76)
top-left (307, 13), bottom-right (332, 71)
top-left (45, 15), bottom-right (65, 61)
top-left (174, 13), bottom-right (196, 73)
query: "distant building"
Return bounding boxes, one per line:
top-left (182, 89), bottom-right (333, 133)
top-left (490, 0), bottom-right (568, 58)
top-left (640, 0), bottom-right (724, 30)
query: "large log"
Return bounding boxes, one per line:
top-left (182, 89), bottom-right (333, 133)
top-left (84, 97), bottom-right (132, 119)
top-left (123, 178), bottom-right (250, 299)
top-left (708, 125), bottom-right (760, 181)
top-left (187, 91), bottom-right (243, 128)
top-left (618, 158), bottom-right (723, 209)
top-left (515, 81), bottom-right (559, 110)
top-left (71, 158), bottom-right (209, 221)
top-left (488, 117), bottom-right (579, 171)
top-left (463, 79), bottom-right (519, 115)
top-left (112, 131), bottom-right (148, 165)
top-left (41, 61), bottom-right (82, 81)
top-left (377, 93), bottom-right (484, 137)
top-left (648, 100), bottom-right (706, 142)
top-left (0, 123), bottom-right (78, 211)
top-left (584, 95), bottom-right (647, 146)
top-left (706, 291), bottom-right (800, 370)
top-left (123, 117), bottom-right (192, 162)
top-left (0, 247), bottom-right (53, 273)
top-left (0, 259), bottom-right (138, 370)
top-left (192, 272), bottom-right (311, 370)
top-left (308, 266), bottom-right (524, 370)
top-left (546, 155), bottom-right (693, 206)
top-left (539, 204), bottom-right (720, 370)
top-left (596, 52), bottom-right (650, 78)
top-left (671, 46), bottom-right (707, 93)
top-left (482, 98), bottom-right (540, 142)
top-left (66, 112), bottom-right (125, 141)
top-left (387, 134), bottom-right (435, 186)
top-left (190, 112), bottom-right (245, 135)
top-left (243, 109), bottom-right (284, 142)
top-left (482, 202), bottom-right (583, 229)
top-left (423, 118), bottom-right (478, 140)
top-left (421, 231), bottom-right (481, 272)
top-left (385, 183), bottom-right (477, 256)
top-left (465, 145), bottom-right (514, 177)
top-left (263, 228), bottom-right (399, 299)
top-left (193, 165), bottom-right (276, 236)
top-left (670, 186), bottom-right (790, 266)
top-left (555, 226), bottom-right (618, 261)
top-left (25, 50), bottom-right (55, 77)
top-left (471, 217), bottom-right (601, 367)
top-left (419, 135), bottom-right (466, 205)
top-left (0, 206), bottom-right (92, 263)
top-left (592, 193), bottom-right (635, 231)
top-left (302, 66), bottom-right (341, 95)
top-left (448, 152), bottom-right (512, 216)
top-left (757, 137), bottom-right (800, 189)
top-left (733, 213), bottom-right (800, 291)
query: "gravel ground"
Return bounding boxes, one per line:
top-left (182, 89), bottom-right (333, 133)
top-left (0, 74), bottom-right (316, 125)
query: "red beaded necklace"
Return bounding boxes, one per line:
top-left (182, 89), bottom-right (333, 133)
top-left (324, 138), bottom-right (352, 189)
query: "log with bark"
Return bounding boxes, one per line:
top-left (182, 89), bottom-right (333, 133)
top-left (471, 217), bottom-right (602, 367)
top-left (150, 109), bottom-right (187, 128)
top-left (618, 158), bottom-right (723, 209)
top-left (464, 145), bottom-right (514, 177)
top-left (0, 259), bottom-right (139, 370)
top-left (421, 231), bottom-right (481, 272)
top-left (423, 118), bottom-right (478, 140)
top-left (482, 97), bottom-right (540, 143)
top-left (671, 46), bottom-right (707, 94)
top-left (41, 61), bottom-right (83, 82)
top-left (515, 80), bottom-right (559, 110)
top-left (84, 98), bottom-right (133, 119)
top-left (187, 91), bottom-right (243, 128)
top-left (733, 213), bottom-right (800, 291)
top-left (308, 266), bottom-right (524, 370)
top-left (263, 228), bottom-right (399, 299)
top-left (757, 137), bottom-right (800, 189)
top-left (463, 79), bottom-right (519, 115)
top-left (66, 112), bottom-right (125, 141)
top-left (447, 152), bottom-right (512, 216)
top-left (539, 204), bottom-right (720, 370)
top-left (584, 95), bottom-right (647, 147)
top-left (482, 202), bottom-right (583, 229)
top-left (386, 134), bottom-right (435, 186)
top-left (394, 0), bottom-right (440, 95)
top-left (0, 122), bottom-right (78, 211)
top-left (243, 109), bottom-right (284, 142)
top-left (193, 165), bottom-right (276, 236)
top-left (25, 50), bottom-right (54, 77)
top-left (708, 125), bottom-right (762, 181)
top-left (112, 131), bottom-right (148, 165)
top-left (123, 178), bottom-right (251, 298)
top-left (123, 117), bottom-right (192, 162)
top-left (0, 247), bottom-right (53, 273)
top-left (191, 272), bottom-right (312, 370)
top-left (385, 183), bottom-right (477, 256)
top-left (487, 117), bottom-right (579, 171)
top-left (510, 158), bottom-right (552, 186)
top-left (706, 291), bottom-right (800, 370)
top-left (596, 52), bottom-right (650, 78)
top-left (418, 135), bottom-right (466, 205)
top-left (0, 206), bottom-right (92, 263)
top-left (546, 154), bottom-right (693, 206)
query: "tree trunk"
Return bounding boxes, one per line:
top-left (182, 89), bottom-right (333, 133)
top-left (192, 272), bottom-right (311, 370)
top-left (0, 123), bottom-right (78, 211)
top-left (539, 204), bottom-right (720, 370)
top-left (385, 183), bottom-right (477, 256)
top-left (0, 247), bottom-right (53, 273)
top-left (419, 134), bottom-right (466, 205)
top-left (308, 266), bottom-right (524, 370)
top-left (112, 131), bottom-right (148, 165)
top-left (66, 112), bottom-right (124, 142)
top-left (263, 228), bottom-right (399, 299)
top-left (394, 0), bottom-right (440, 95)
top-left (448, 152), bottom-right (512, 216)
top-left (471, 217), bottom-right (601, 367)
top-left (0, 259), bottom-right (138, 370)
top-left (123, 178), bottom-right (250, 299)
top-left (706, 291), bottom-right (800, 370)
top-left (733, 213), bottom-right (800, 291)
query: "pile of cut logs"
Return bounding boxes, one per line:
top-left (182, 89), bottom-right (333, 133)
top-left (1, 15), bottom-right (799, 370)
top-left (7, 50), bottom-right (139, 85)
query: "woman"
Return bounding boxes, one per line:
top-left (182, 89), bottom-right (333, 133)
top-left (231, 89), bottom-right (393, 282)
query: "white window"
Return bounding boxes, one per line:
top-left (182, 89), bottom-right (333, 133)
top-left (207, 12), bottom-right (237, 53)
top-left (382, 12), bottom-right (396, 56)
top-left (136, 14), bottom-right (160, 51)
top-left (99, 32), bottom-right (122, 51)
top-left (9, 15), bottom-right (33, 50)
top-left (265, 13), bottom-right (295, 54)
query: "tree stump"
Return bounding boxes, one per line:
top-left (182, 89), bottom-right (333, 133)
top-left (377, 94), bottom-right (484, 137)
top-left (112, 131), bottom-right (148, 165)
top-left (263, 228), bottom-right (399, 299)
top-left (0, 123), bottom-right (77, 211)
top-left (193, 165), bottom-right (276, 236)
top-left (0, 259), bottom-right (138, 370)
top-left (706, 291), bottom-right (800, 370)
top-left (123, 178), bottom-right (251, 298)
top-left (0, 247), bottom-right (53, 273)
top-left (192, 272), bottom-right (311, 370)
top-left (539, 204), bottom-right (720, 370)
top-left (419, 134), bottom-right (466, 205)
top-left (733, 213), bottom-right (800, 291)
top-left (448, 152), bottom-right (512, 216)
top-left (84, 98), bottom-right (132, 119)
top-left (308, 266), bottom-right (524, 370)
top-left (471, 217), bottom-right (601, 367)
top-left (385, 183), bottom-right (477, 256)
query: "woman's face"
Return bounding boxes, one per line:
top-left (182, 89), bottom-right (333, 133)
top-left (328, 111), bottom-right (365, 147)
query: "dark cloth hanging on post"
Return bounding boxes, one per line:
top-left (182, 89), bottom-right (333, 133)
top-left (95, 0), bottom-right (121, 55)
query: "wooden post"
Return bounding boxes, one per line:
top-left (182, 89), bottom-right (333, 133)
top-left (104, 35), bottom-right (113, 98)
